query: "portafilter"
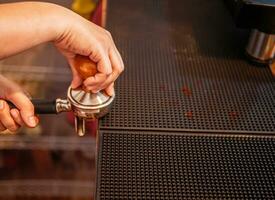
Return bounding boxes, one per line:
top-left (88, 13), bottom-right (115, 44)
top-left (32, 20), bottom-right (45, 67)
top-left (8, 55), bottom-right (115, 136)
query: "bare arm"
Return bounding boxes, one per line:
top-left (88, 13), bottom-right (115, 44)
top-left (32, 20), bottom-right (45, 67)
top-left (0, 2), bottom-right (64, 59)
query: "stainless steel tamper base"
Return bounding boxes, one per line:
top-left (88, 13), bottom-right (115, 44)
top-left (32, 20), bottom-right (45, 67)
top-left (53, 87), bottom-right (114, 136)
top-left (67, 87), bottom-right (115, 136)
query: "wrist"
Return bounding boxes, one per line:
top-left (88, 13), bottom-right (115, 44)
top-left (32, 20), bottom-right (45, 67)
top-left (33, 2), bottom-right (70, 42)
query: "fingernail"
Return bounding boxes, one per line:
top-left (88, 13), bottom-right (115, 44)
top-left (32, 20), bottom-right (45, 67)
top-left (28, 116), bottom-right (37, 127)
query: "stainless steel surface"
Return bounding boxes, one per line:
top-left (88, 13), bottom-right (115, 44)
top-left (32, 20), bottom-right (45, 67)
top-left (246, 29), bottom-right (275, 63)
top-left (55, 98), bottom-right (71, 113)
top-left (75, 116), bottom-right (86, 137)
top-left (67, 86), bottom-right (115, 136)
top-left (68, 87), bottom-right (114, 110)
top-left (37, 87), bottom-right (114, 137)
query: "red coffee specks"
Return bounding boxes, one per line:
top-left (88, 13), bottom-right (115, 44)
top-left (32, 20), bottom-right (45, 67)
top-left (159, 84), bottom-right (166, 91)
top-left (229, 111), bottom-right (239, 119)
top-left (185, 111), bottom-right (193, 119)
top-left (182, 86), bottom-right (192, 96)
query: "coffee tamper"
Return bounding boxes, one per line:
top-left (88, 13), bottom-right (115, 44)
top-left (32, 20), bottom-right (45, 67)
top-left (67, 55), bottom-right (115, 136)
top-left (8, 55), bottom-right (115, 136)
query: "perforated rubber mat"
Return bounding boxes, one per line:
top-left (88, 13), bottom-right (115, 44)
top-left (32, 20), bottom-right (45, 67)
top-left (101, 0), bottom-right (275, 133)
top-left (97, 131), bottom-right (275, 199)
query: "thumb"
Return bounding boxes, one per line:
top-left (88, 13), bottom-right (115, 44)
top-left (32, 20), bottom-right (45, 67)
top-left (71, 72), bottom-right (82, 89)
top-left (68, 57), bottom-right (83, 89)
top-left (8, 92), bottom-right (38, 128)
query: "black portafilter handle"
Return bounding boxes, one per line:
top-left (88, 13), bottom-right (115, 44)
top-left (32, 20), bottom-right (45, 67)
top-left (8, 99), bottom-right (57, 114)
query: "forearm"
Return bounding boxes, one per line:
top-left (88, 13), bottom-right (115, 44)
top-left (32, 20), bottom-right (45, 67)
top-left (0, 2), bottom-right (67, 59)
top-left (0, 2), bottom-right (124, 97)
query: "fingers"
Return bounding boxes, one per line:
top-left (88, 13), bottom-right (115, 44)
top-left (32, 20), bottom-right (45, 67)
top-left (61, 24), bottom-right (124, 93)
top-left (71, 73), bottom-right (83, 89)
top-left (101, 48), bottom-right (124, 91)
top-left (7, 92), bottom-right (38, 128)
top-left (10, 108), bottom-right (24, 126)
top-left (89, 46), bottom-right (112, 75)
top-left (84, 48), bottom-right (124, 95)
top-left (0, 122), bottom-right (5, 132)
top-left (83, 73), bottom-right (107, 93)
top-left (105, 83), bottom-right (115, 96)
top-left (0, 100), bottom-right (18, 132)
top-left (85, 30), bottom-right (123, 93)
top-left (68, 58), bottom-right (83, 89)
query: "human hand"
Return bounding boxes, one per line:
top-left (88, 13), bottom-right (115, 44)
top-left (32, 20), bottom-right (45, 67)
top-left (0, 2), bottom-right (123, 96)
top-left (0, 75), bottom-right (38, 132)
top-left (54, 7), bottom-right (124, 96)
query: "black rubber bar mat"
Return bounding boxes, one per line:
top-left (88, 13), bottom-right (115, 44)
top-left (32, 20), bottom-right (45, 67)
top-left (101, 0), bottom-right (275, 133)
top-left (97, 130), bottom-right (275, 199)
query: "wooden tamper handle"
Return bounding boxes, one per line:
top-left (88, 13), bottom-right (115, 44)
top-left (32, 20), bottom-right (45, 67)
top-left (74, 55), bottom-right (97, 79)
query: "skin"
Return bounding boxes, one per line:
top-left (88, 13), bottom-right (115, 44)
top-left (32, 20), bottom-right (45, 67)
top-left (0, 2), bottom-right (124, 132)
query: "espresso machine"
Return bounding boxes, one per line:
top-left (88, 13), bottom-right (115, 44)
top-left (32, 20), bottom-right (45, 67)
top-left (224, 0), bottom-right (274, 70)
